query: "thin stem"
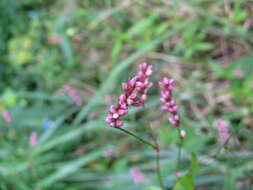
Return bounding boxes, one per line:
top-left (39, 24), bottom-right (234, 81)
top-left (212, 128), bottom-right (241, 158)
top-left (212, 132), bottom-right (233, 158)
top-left (176, 127), bottom-right (182, 172)
top-left (148, 124), bottom-right (165, 190)
top-left (156, 149), bottom-right (165, 190)
top-left (116, 127), bottom-right (157, 149)
top-left (176, 143), bottom-right (182, 171)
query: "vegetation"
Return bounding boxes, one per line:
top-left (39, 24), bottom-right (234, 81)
top-left (0, 0), bottom-right (252, 189)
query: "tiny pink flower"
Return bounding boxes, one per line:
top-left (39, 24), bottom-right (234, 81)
top-left (130, 168), bottom-right (145, 184)
top-left (75, 148), bottom-right (85, 156)
top-left (215, 119), bottom-right (230, 143)
top-left (2, 111), bottom-right (11, 123)
top-left (180, 130), bottom-right (186, 139)
top-left (29, 132), bottom-right (38, 147)
top-left (234, 69), bottom-right (244, 78)
top-left (63, 85), bottom-right (83, 106)
top-left (47, 36), bottom-right (61, 45)
top-left (175, 171), bottom-right (182, 178)
top-left (103, 150), bottom-right (117, 157)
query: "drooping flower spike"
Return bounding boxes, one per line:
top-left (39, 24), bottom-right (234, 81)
top-left (234, 69), bottom-right (244, 78)
top-left (29, 132), bottom-right (38, 147)
top-left (159, 77), bottom-right (180, 127)
top-left (2, 111), bottom-right (11, 123)
top-left (215, 119), bottom-right (230, 143)
top-left (106, 62), bottom-right (153, 127)
top-left (130, 168), bottom-right (145, 184)
top-left (63, 85), bottom-right (83, 106)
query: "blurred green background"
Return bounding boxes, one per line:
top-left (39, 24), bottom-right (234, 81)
top-left (0, 0), bottom-right (252, 189)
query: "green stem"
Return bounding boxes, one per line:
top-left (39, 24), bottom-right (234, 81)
top-left (116, 127), bottom-right (157, 149)
top-left (147, 124), bottom-right (165, 190)
top-left (213, 128), bottom-right (241, 158)
top-left (177, 144), bottom-right (182, 171)
top-left (117, 127), bottom-right (164, 189)
top-left (156, 149), bottom-right (165, 190)
top-left (176, 127), bottom-right (182, 171)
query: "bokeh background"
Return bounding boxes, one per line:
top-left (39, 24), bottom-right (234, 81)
top-left (0, 0), bottom-right (252, 189)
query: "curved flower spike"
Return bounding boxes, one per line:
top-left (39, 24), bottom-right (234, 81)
top-left (106, 62), bottom-right (153, 127)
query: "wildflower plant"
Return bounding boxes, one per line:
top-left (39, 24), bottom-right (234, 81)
top-left (105, 62), bottom-right (186, 189)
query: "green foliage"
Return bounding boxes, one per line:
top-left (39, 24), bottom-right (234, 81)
top-left (210, 56), bottom-right (253, 111)
top-left (0, 0), bottom-right (252, 189)
top-left (173, 153), bottom-right (199, 190)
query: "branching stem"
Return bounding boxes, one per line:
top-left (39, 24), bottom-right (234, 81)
top-left (116, 127), bottom-right (157, 150)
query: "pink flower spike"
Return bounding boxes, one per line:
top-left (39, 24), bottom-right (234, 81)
top-left (106, 62), bottom-right (153, 127)
top-left (2, 111), bottom-right (11, 123)
top-left (63, 85), bottom-right (83, 106)
top-left (234, 69), bottom-right (244, 78)
top-left (159, 77), bottom-right (180, 127)
top-left (29, 132), bottom-right (38, 147)
top-left (103, 150), bottom-right (117, 157)
top-left (130, 168), bottom-right (145, 184)
top-left (176, 171), bottom-right (182, 178)
top-left (75, 148), bottom-right (85, 156)
top-left (215, 119), bottom-right (230, 143)
top-left (47, 36), bottom-right (61, 45)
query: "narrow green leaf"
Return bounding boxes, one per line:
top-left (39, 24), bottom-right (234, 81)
top-left (189, 153), bottom-right (199, 177)
top-left (38, 147), bottom-right (106, 187)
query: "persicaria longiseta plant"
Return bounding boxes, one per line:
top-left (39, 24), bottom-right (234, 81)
top-left (106, 62), bottom-right (186, 189)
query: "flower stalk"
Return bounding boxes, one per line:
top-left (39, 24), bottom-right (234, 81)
top-left (106, 63), bottom-right (184, 189)
top-left (159, 77), bottom-right (185, 177)
top-left (116, 127), bottom-right (157, 150)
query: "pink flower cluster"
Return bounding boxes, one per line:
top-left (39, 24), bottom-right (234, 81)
top-left (106, 63), bottom-right (153, 127)
top-left (102, 150), bottom-right (117, 157)
top-left (130, 168), bottom-right (145, 184)
top-left (29, 132), bottom-right (38, 147)
top-left (75, 148), bottom-right (86, 156)
top-left (234, 69), bottom-right (244, 78)
top-left (2, 111), bottom-right (11, 123)
top-left (175, 171), bottom-right (182, 178)
top-left (215, 119), bottom-right (230, 143)
top-left (159, 77), bottom-right (180, 127)
top-left (63, 85), bottom-right (83, 106)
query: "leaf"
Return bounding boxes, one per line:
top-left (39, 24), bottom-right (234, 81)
top-left (224, 172), bottom-right (236, 190)
top-left (173, 153), bottom-right (199, 190)
top-left (178, 176), bottom-right (195, 190)
top-left (126, 15), bottom-right (156, 38)
top-left (36, 125), bottom-right (87, 154)
top-left (173, 180), bottom-right (186, 190)
top-left (111, 39), bottom-right (122, 62)
top-left (208, 61), bottom-right (224, 77)
top-left (144, 186), bottom-right (162, 190)
top-left (38, 147), bottom-right (106, 187)
top-left (192, 42), bottom-right (213, 51)
top-left (189, 153), bottom-right (199, 177)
